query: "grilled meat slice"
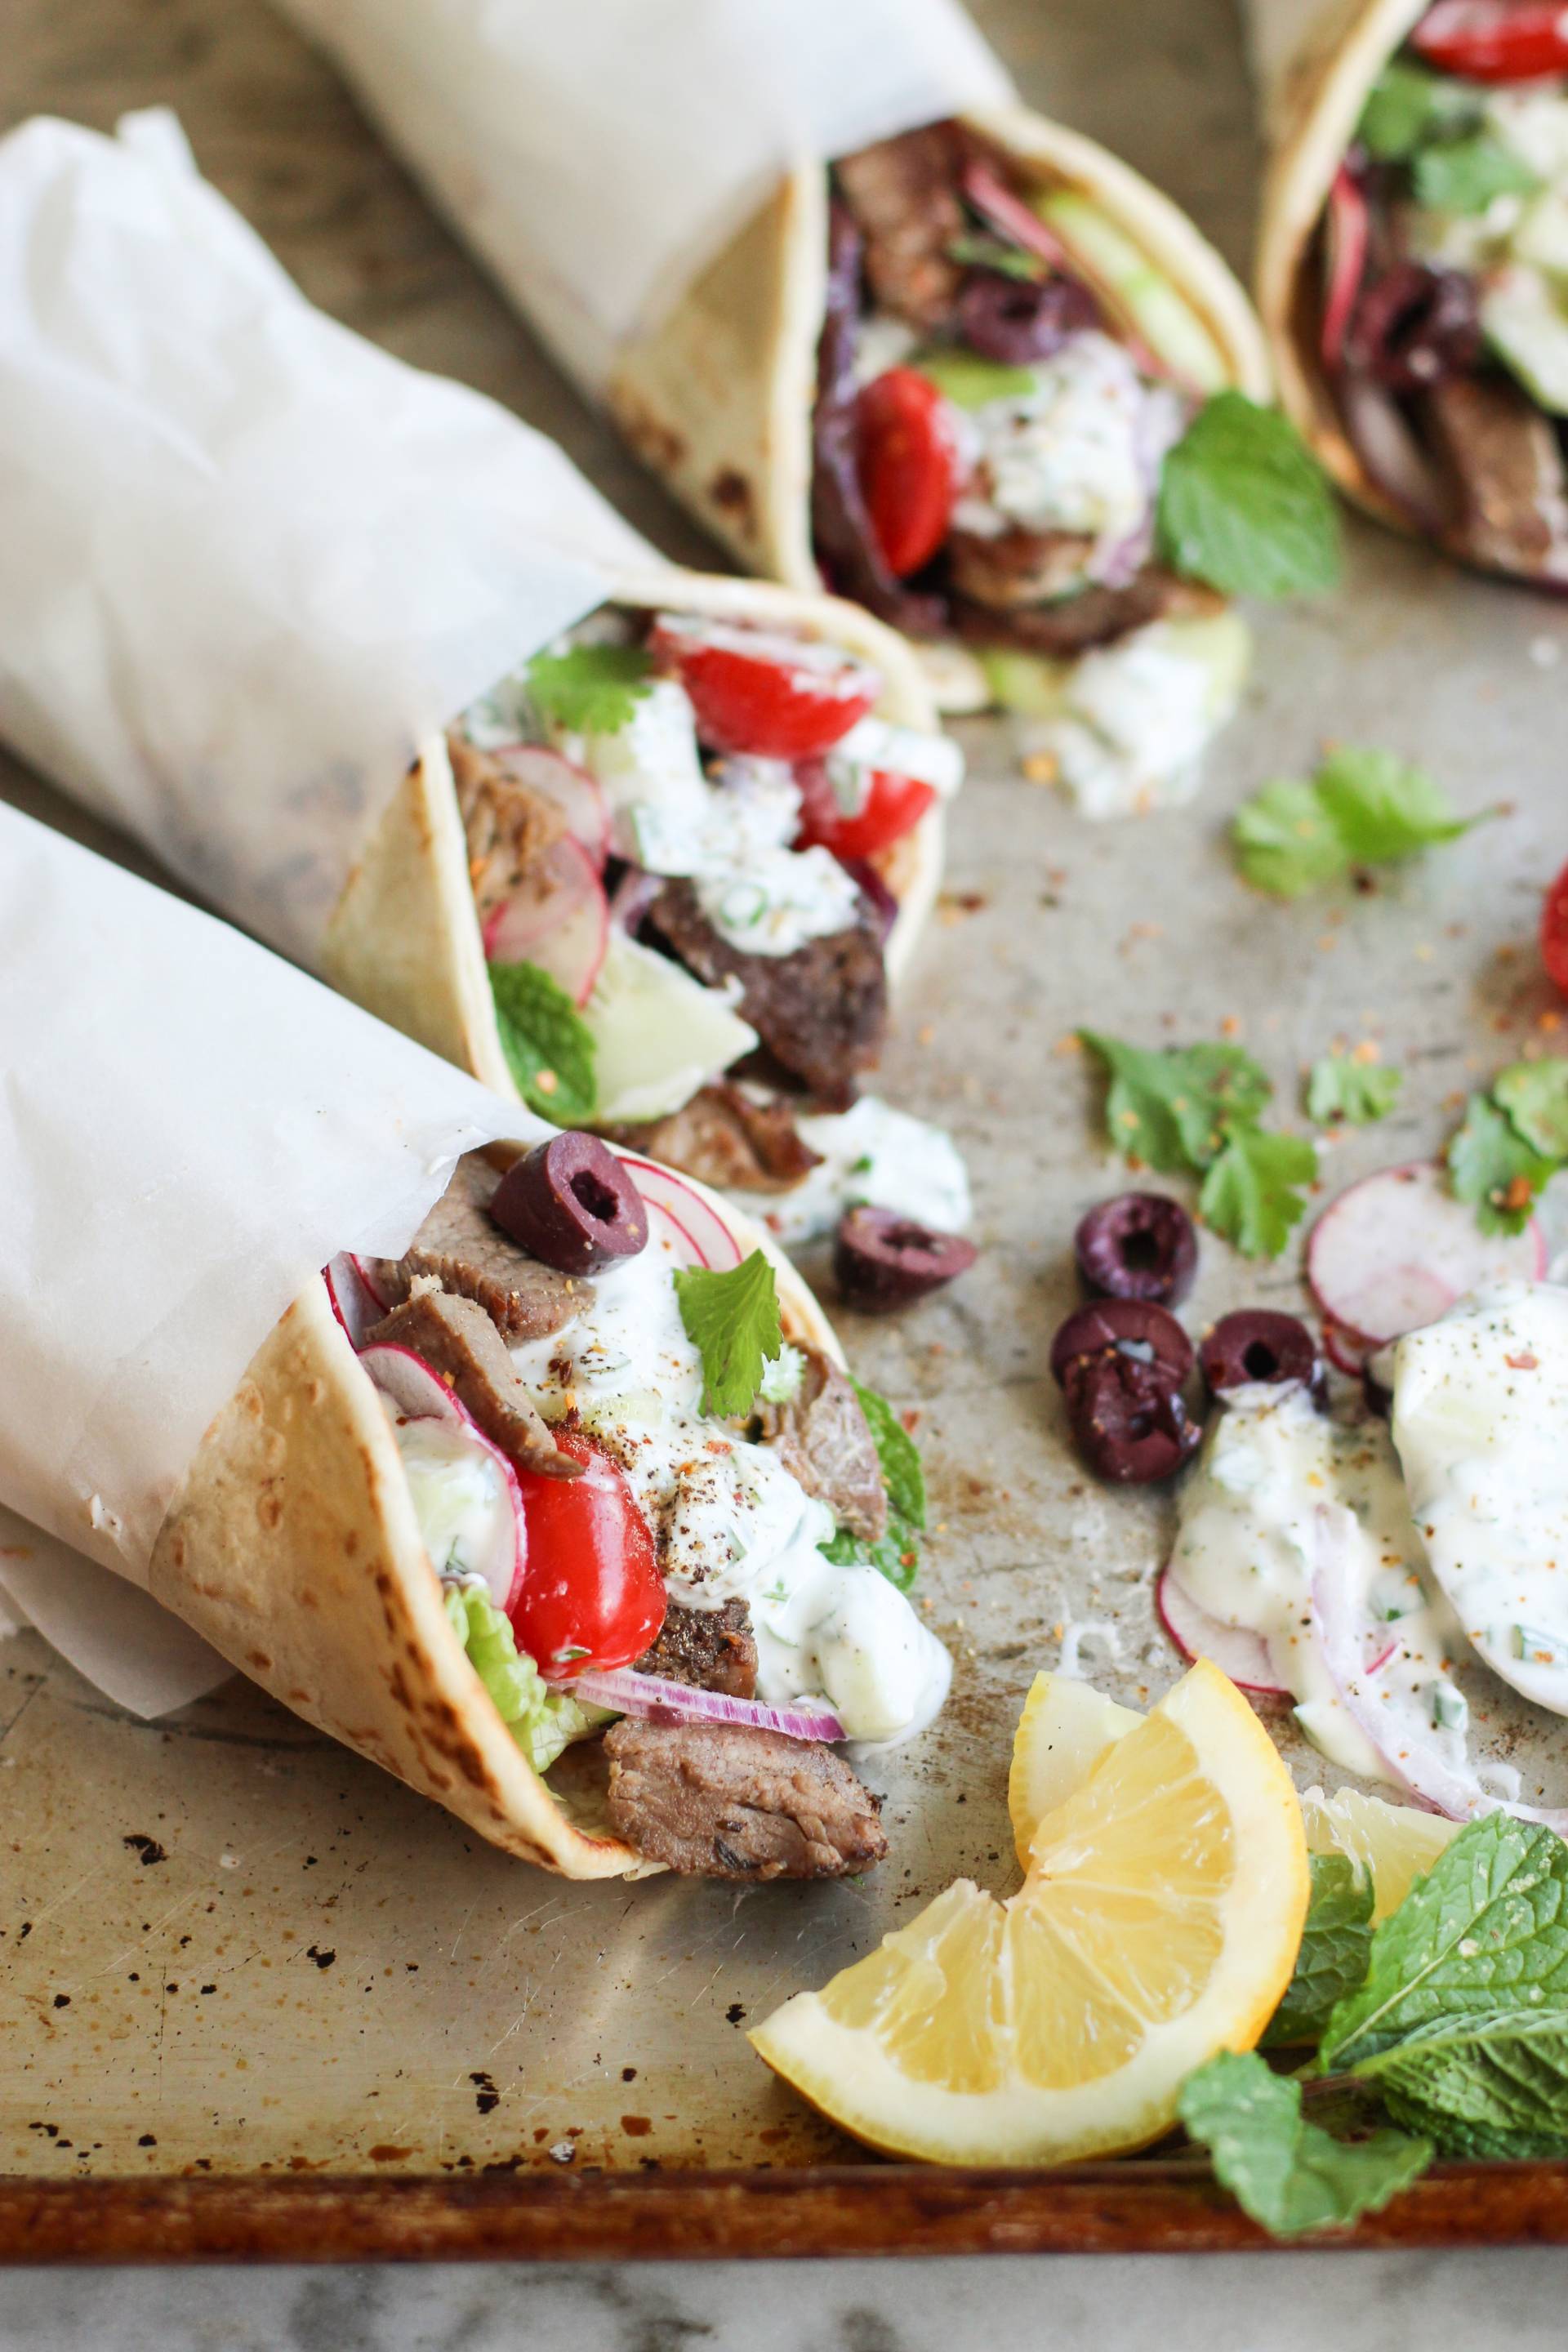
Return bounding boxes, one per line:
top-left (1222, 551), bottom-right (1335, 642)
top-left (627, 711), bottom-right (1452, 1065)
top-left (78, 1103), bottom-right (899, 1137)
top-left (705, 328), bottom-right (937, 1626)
top-left (952, 568), bottom-right (1219, 658)
top-left (757, 1346), bottom-right (887, 1545)
top-left (1421, 372), bottom-right (1568, 577)
top-left (603, 1719), bottom-right (886, 1879)
top-left (834, 122), bottom-right (967, 335)
top-left (947, 527), bottom-right (1098, 611)
top-left (447, 734), bottom-right (569, 926)
top-left (601, 1083), bottom-right (822, 1194)
top-left (635, 1600), bottom-right (758, 1699)
top-left (365, 1286), bottom-right (577, 1478)
top-left (373, 1153), bottom-right (586, 1342)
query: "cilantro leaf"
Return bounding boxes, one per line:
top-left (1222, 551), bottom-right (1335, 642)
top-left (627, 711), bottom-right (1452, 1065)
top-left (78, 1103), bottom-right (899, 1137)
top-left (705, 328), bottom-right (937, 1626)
top-left (851, 1379), bottom-right (926, 1530)
top-left (673, 1250), bottom-right (783, 1419)
top-left (1413, 133), bottom-right (1538, 215)
top-left (1264, 1855), bottom-right (1376, 2048)
top-left (489, 960), bottom-right (597, 1123)
top-left (1321, 1815), bottom-right (1568, 2073)
top-left (1313, 748), bottom-right (1476, 865)
top-left (1493, 1059), bottom-right (1568, 1159)
top-left (1200, 1127), bottom-right (1317, 1260)
top-left (1358, 60), bottom-right (1478, 161)
top-left (525, 642), bottom-right (652, 735)
top-left (1358, 2009), bottom-right (1568, 2158)
top-left (1307, 1056), bottom-right (1403, 1128)
top-left (912, 347), bottom-right (1039, 409)
top-left (1180, 2051), bottom-right (1430, 2239)
top-left (1447, 1093), bottom-right (1554, 1236)
top-left (1233, 778), bottom-right (1349, 899)
top-left (1079, 1031), bottom-right (1272, 1174)
top-left (1156, 391), bottom-right (1341, 602)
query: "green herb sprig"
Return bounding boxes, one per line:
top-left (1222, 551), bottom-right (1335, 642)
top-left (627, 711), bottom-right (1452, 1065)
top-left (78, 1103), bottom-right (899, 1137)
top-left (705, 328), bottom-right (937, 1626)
top-left (819, 1379), bottom-right (927, 1592)
top-left (1447, 1058), bottom-right (1568, 1235)
top-left (1233, 749), bottom-right (1482, 900)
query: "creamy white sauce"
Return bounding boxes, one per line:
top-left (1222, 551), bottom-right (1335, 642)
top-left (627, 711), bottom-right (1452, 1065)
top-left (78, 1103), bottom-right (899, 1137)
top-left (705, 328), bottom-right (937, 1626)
top-left (383, 1412), bottom-right (512, 1592)
top-left (506, 1224), bottom-right (949, 1742)
top-left (1022, 621), bottom-right (1236, 820)
top-left (743, 1094), bottom-right (973, 1247)
top-left (951, 333), bottom-right (1176, 550)
top-left (1390, 1281), bottom-right (1568, 1717)
top-left (1170, 1385), bottom-right (1463, 1784)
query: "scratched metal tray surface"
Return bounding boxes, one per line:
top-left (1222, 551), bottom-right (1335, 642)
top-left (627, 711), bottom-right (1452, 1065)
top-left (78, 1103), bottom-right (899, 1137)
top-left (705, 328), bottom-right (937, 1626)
top-left (4, 0), bottom-right (1568, 2265)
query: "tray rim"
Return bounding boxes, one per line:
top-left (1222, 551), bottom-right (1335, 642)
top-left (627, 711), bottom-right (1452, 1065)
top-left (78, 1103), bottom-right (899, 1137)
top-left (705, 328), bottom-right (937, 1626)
top-left (2, 2158), bottom-right (1566, 2264)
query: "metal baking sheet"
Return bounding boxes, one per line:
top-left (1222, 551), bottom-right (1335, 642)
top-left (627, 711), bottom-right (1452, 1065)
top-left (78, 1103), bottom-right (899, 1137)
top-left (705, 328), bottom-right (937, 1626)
top-left (4, 0), bottom-right (1568, 2261)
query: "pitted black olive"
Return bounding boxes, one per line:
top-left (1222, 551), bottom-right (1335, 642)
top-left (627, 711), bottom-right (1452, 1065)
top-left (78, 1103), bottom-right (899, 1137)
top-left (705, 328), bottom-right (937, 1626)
top-left (834, 1205), bottom-right (978, 1313)
top-left (489, 1134), bottom-right (648, 1276)
top-left (1199, 1310), bottom-right (1325, 1405)
top-left (1065, 1352), bottom-right (1200, 1485)
top-left (1049, 1298), bottom-right (1194, 1392)
top-left (1074, 1192), bottom-right (1197, 1307)
top-left (957, 269), bottom-right (1099, 365)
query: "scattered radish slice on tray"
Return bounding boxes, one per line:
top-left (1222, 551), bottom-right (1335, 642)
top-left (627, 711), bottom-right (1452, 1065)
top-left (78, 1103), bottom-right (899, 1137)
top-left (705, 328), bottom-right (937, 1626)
top-left (486, 744), bottom-right (610, 870)
top-left (483, 835), bottom-right (609, 1007)
top-left (1155, 1566), bottom-right (1290, 1697)
top-left (361, 1343), bottom-right (526, 1610)
top-left (1307, 1160), bottom-right (1544, 1347)
top-left (567, 1664), bottom-right (844, 1743)
top-left (617, 1156), bottom-right (745, 1271)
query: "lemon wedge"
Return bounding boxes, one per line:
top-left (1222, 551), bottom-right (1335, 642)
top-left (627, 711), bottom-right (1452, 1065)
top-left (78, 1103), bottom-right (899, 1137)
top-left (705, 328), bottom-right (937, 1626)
top-left (751, 1660), bottom-right (1308, 2165)
top-left (1008, 1670), bottom-right (1461, 1918)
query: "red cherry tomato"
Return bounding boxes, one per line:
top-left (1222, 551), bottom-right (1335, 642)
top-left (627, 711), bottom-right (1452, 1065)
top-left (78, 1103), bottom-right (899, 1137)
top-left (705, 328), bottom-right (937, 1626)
top-left (793, 761), bottom-right (938, 860)
top-left (1542, 857), bottom-right (1568, 996)
top-left (1412, 0), bottom-right (1568, 82)
top-left (648, 616), bottom-right (878, 758)
top-left (508, 1430), bottom-right (666, 1676)
top-left (855, 368), bottom-right (957, 579)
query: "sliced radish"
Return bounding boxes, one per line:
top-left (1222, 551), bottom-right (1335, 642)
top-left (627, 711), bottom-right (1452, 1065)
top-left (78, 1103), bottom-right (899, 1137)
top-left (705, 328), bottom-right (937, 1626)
top-left (616, 1156), bottom-right (745, 1272)
top-left (1307, 1160), bottom-right (1545, 1348)
top-left (323, 1253), bottom-right (383, 1349)
top-left (1321, 1315), bottom-right (1375, 1379)
top-left (483, 835), bottom-right (609, 1008)
top-left (566, 1663), bottom-right (844, 1742)
top-left (362, 1343), bottom-right (526, 1610)
top-left (1321, 166), bottom-right (1368, 373)
top-left (350, 1253), bottom-right (394, 1312)
top-left (485, 743), bottom-right (609, 870)
top-left (1156, 1566), bottom-right (1291, 1698)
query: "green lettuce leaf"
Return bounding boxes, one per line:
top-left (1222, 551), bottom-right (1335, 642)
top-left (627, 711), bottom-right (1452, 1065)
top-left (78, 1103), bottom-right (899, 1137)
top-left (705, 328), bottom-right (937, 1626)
top-left (444, 1583), bottom-right (588, 1775)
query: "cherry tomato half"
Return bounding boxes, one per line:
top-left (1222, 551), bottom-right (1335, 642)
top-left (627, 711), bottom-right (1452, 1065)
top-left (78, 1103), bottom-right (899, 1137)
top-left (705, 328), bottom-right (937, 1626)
top-left (508, 1430), bottom-right (665, 1676)
top-left (794, 760), bottom-right (938, 861)
top-left (649, 615), bottom-right (878, 759)
top-left (1412, 0), bottom-right (1568, 82)
top-left (1542, 856), bottom-right (1568, 996)
top-left (855, 368), bottom-right (958, 579)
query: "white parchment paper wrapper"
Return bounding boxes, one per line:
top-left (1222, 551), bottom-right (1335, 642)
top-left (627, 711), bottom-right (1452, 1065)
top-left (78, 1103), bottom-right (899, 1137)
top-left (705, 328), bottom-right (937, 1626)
top-left (274, 0), bottom-right (1017, 390)
top-left (0, 804), bottom-right (546, 1708)
top-left (0, 109), bottom-right (666, 969)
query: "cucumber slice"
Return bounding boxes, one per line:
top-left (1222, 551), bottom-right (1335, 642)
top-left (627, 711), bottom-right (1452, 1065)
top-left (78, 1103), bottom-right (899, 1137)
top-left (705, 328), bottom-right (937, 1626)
top-left (980, 612), bottom-right (1250, 726)
top-left (912, 347), bottom-right (1038, 409)
top-left (1033, 191), bottom-right (1231, 392)
top-left (1481, 265), bottom-right (1568, 413)
top-left (584, 929), bottom-right (756, 1124)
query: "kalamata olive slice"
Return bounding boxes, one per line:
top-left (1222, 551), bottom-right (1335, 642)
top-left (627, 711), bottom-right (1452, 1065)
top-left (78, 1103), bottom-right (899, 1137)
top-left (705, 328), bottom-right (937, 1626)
top-left (957, 270), bottom-right (1098, 365)
top-left (834, 1205), bottom-right (978, 1313)
top-left (1049, 1298), bottom-right (1194, 1392)
top-left (489, 1134), bottom-right (649, 1276)
top-left (1074, 1192), bottom-right (1197, 1307)
top-left (1199, 1310), bottom-right (1325, 1404)
top-left (1065, 1353), bottom-right (1200, 1485)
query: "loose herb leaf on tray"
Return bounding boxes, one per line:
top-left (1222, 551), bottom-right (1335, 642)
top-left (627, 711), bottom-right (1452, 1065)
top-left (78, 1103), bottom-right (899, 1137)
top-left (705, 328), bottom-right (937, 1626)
top-left (1307, 1054), bottom-right (1403, 1128)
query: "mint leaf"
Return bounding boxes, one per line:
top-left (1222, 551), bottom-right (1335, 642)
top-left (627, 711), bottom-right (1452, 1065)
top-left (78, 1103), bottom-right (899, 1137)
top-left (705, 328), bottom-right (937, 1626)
top-left (1413, 133), bottom-right (1538, 215)
top-left (1264, 1854), bottom-right (1376, 2048)
top-left (525, 642), bottom-right (652, 734)
top-left (1307, 1056), bottom-right (1403, 1129)
top-left (1358, 2009), bottom-right (1568, 2158)
top-left (851, 1379), bottom-right (926, 1530)
top-left (1079, 1031), bottom-right (1272, 1174)
top-left (1493, 1059), bottom-right (1568, 1158)
top-left (818, 1509), bottom-right (922, 1593)
top-left (1180, 2051), bottom-right (1430, 2238)
top-left (1358, 60), bottom-right (1478, 161)
top-left (913, 346), bottom-right (1039, 409)
top-left (1448, 1093), bottom-right (1554, 1236)
top-left (674, 1249), bottom-right (783, 1419)
top-left (1157, 392), bottom-right (1341, 601)
top-left (1200, 1127), bottom-right (1316, 1260)
top-left (1321, 1815), bottom-right (1568, 2073)
top-left (1234, 778), bottom-right (1349, 899)
top-left (489, 960), bottom-right (597, 1122)
top-left (1314, 747), bottom-right (1476, 865)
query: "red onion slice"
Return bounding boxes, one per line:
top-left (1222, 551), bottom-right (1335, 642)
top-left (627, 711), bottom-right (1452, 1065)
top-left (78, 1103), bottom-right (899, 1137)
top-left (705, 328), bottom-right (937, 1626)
top-left (617, 1156), bottom-right (745, 1272)
top-left (1321, 166), bottom-right (1369, 374)
top-left (565, 1664), bottom-right (845, 1743)
top-left (960, 160), bottom-right (1173, 386)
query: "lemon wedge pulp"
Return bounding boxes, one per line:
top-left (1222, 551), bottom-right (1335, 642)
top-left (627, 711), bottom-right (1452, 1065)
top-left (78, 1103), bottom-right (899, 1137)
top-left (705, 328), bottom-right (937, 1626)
top-left (751, 1660), bottom-right (1309, 2166)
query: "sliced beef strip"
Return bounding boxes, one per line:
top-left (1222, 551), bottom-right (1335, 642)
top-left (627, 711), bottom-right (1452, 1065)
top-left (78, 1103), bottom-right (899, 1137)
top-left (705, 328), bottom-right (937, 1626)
top-left (757, 1346), bottom-right (887, 1546)
top-left (372, 1153), bottom-right (586, 1342)
top-left (947, 527), bottom-right (1099, 611)
top-left (645, 884), bottom-right (886, 1111)
top-left (833, 122), bottom-right (968, 336)
top-left (600, 1083), bottom-right (823, 1195)
top-left (447, 734), bottom-right (569, 925)
top-left (952, 569), bottom-right (1222, 659)
top-left (1419, 372), bottom-right (1568, 577)
top-left (366, 1286), bottom-right (579, 1478)
top-left (603, 1719), bottom-right (887, 1879)
top-left (635, 1600), bottom-right (758, 1699)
